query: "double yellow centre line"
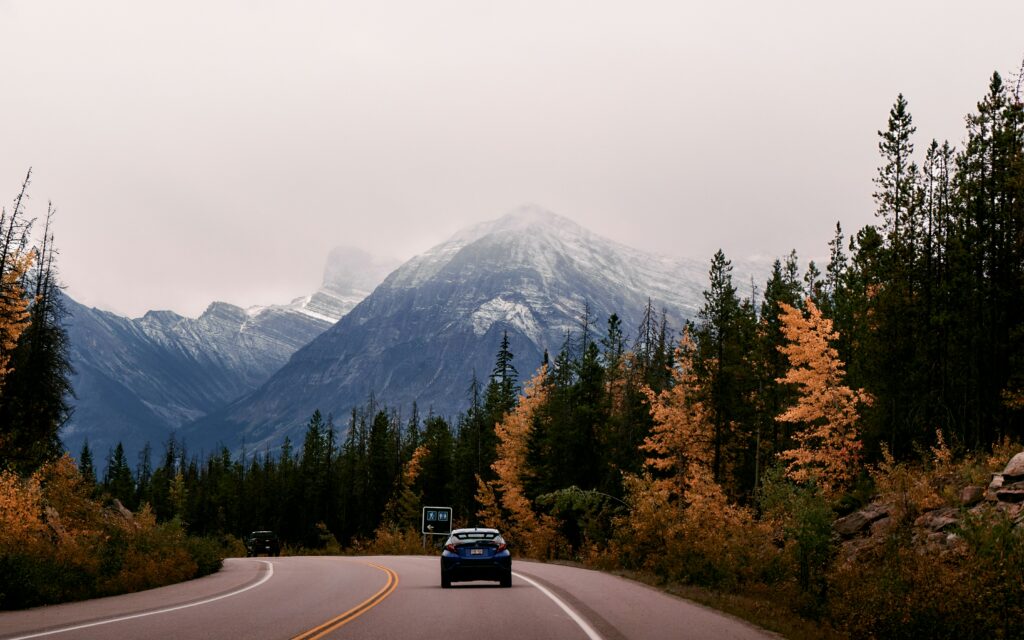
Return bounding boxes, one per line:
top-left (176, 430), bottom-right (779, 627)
top-left (292, 561), bottom-right (399, 640)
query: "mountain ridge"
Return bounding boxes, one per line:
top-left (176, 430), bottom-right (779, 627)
top-left (61, 246), bottom-right (399, 460)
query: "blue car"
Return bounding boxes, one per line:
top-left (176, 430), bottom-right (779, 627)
top-left (440, 527), bottom-right (512, 588)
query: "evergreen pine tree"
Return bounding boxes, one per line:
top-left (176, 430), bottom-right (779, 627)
top-left (298, 410), bottom-right (330, 542)
top-left (485, 331), bottom-right (519, 420)
top-left (868, 94), bottom-right (928, 454)
top-left (952, 71), bottom-right (1024, 445)
top-left (600, 312), bottom-right (649, 489)
top-left (135, 443), bottom-right (153, 507)
top-left (78, 440), bottom-right (96, 487)
top-left (366, 410), bottom-right (400, 533)
top-left (416, 415), bottom-right (455, 508)
top-left (601, 313), bottom-right (625, 367)
top-left (453, 375), bottom-right (480, 510)
top-left (694, 249), bottom-right (754, 492)
top-left (104, 443), bottom-right (136, 509)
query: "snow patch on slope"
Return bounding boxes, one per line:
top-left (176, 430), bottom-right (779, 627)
top-left (471, 296), bottom-right (542, 341)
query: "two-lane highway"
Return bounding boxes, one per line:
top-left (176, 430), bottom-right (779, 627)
top-left (0, 556), bottom-right (776, 639)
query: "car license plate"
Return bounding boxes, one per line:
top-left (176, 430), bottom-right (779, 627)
top-left (470, 548), bottom-right (484, 555)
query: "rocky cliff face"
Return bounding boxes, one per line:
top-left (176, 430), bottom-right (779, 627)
top-left (185, 205), bottom-right (765, 453)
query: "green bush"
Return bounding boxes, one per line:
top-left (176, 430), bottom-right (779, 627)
top-left (185, 536), bottom-right (225, 577)
top-left (0, 551), bottom-right (65, 609)
top-left (219, 533), bottom-right (248, 558)
top-left (758, 467), bottom-right (836, 617)
top-left (956, 507), bottom-right (1024, 639)
top-left (828, 532), bottom-right (980, 639)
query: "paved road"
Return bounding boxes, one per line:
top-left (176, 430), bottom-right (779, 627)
top-left (0, 556), bottom-right (776, 639)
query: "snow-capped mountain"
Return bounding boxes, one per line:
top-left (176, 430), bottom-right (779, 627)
top-left (185, 205), bottom-right (765, 453)
top-left (61, 247), bottom-right (399, 461)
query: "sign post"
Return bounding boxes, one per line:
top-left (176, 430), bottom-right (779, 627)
top-left (421, 506), bottom-right (453, 549)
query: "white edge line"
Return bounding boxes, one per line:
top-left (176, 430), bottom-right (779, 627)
top-left (6, 560), bottom-right (274, 640)
top-left (512, 571), bottom-right (603, 640)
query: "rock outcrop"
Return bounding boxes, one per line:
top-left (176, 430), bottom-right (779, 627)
top-left (983, 452), bottom-right (1024, 524)
top-left (836, 450), bottom-right (1024, 556)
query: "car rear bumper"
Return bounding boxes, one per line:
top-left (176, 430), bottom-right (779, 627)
top-left (441, 554), bottom-right (511, 582)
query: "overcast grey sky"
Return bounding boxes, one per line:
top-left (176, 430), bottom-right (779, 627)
top-left (2, 1), bottom-right (1022, 317)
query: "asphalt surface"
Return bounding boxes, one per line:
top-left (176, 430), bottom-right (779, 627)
top-left (0, 556), bottom-right (777, 639)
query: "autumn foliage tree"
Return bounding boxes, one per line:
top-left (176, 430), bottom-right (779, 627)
top-left (476, 366), bottom-right (558, 557)
top-left (0, 171), bottom-right (35, 391)
top-left (640, 331), bottom-right (714, 487)
top-left (616, 332), bottom-right (772, 587)
top-left (0, 250), bottom-right (33, 388)
top-left (776, 299), bottom-right (871, 497)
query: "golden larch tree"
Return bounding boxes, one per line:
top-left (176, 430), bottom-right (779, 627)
top-left (618, 332), bottom-right (768, 581)
top-left (776, 299), bottom-right (871, 497)
top-left (0, 249), bottom-right (34, 388)
top-left (379, 443), bottom-right (429, 529)
top-left (405, 443), bottom-right (428, 485)
top-left (640, 331), bottom-right (714, 489)
top-left (475, 366), bottom-right (557, 557)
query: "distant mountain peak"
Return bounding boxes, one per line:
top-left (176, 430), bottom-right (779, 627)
top-left (321, 245), bottom-right (401, 294)
top-left (449, 204), bottom-right (587, 246)
top-left (496, 203), bottom-right (561, 225)
top-left (139, 309), bottom-right (184, 327)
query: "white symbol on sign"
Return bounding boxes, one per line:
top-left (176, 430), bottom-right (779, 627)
top-left (438, 511), bottom-right (449, 521)
top-left (427, 511), bottom-right (437, 521)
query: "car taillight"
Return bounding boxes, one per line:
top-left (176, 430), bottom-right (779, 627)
top-left (496, 543), bottom-right (507, 552)
top-left (445, 543), bottom-right (458, 553)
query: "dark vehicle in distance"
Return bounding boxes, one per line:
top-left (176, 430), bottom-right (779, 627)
top-left (245, 530), bottom-right (280, 557)
top-left (440, 527), bottom-right (511, 588)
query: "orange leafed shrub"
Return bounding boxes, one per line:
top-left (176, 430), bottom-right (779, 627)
top-left (0, 468), bottom-right (44, 547)
top-left (1, 456), bottom-right (222, 609)
top-left (358, 525), bottom-right (425, 556)
top-left (37, 454), bottom-right (105, 536)
top-left (617, 466), bottom-right (774, 588)
top-left (776, 299), bottom-right (871, 497)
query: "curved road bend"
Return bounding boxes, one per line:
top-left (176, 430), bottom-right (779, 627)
top-left (0, 556), bottom-right (776, 640)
